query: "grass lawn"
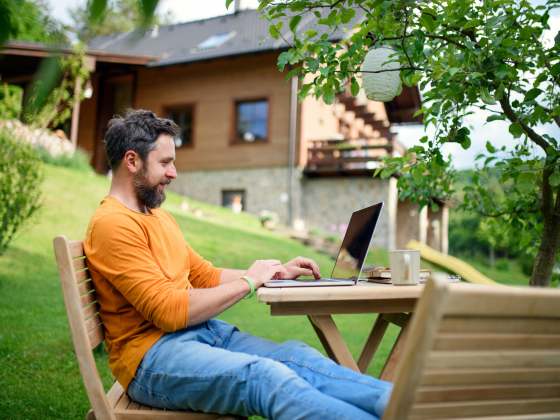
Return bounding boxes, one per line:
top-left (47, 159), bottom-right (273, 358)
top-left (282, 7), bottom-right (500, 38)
top-left (0, 165), bottom-right (530, 420)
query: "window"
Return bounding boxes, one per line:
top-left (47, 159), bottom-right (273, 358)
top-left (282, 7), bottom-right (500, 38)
top-left (222, 190), bottom-right (245, 214)
top-left (196, 32), bottom-right (236, 50)
top-left (166, 107), bottom-right (194, 148)
top-left (235, 100), bottom-right (269, 142)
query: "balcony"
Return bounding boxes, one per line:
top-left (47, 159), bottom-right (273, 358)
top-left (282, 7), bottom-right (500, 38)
top-left (304, 138), bottom-right (404, 177)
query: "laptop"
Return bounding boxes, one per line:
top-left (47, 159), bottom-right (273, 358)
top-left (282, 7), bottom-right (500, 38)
top-left (264, 202), bottom-right (384, 288)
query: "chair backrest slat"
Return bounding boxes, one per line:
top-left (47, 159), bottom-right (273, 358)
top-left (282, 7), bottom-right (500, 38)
top-left (89, 324), bottom-right (105, 350)
top-left (54, 235), bottom-right (115, 420)
top-left (78, 279), bottom-right (94, 296)
top-left (85, 314), bottom-right (103, 333)
top-left (76, 269), bottom-right (91, 283)
top-left (421, 367), bottom-right (560, 387)
top-left (73, 257), bottom-right (88, 271)
top-left (83, 302), bottom-right (99, 320)
top-left (383, 277), bottom-right (560, 420)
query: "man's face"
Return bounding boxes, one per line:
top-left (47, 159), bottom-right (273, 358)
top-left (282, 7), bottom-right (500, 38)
top-left (133, 134), bottom-right (177, 209)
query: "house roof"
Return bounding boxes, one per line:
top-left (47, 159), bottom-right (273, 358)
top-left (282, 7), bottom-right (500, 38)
top-left (87, 9), bottom-right (360, 68)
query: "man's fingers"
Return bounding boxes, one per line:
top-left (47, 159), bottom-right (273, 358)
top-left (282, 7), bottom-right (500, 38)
top-left (297, 257), bottom-right (322, 278)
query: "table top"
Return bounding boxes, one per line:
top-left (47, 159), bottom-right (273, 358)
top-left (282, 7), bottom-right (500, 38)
top-left (257, 280), bottom-right (425, 303)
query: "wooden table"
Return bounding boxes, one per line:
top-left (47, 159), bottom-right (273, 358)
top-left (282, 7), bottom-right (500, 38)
top-left (258, 281), bottom-right (425, 382)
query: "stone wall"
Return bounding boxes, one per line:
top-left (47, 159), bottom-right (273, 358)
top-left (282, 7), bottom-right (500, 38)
top-left (299, 176), bottom-right (397, 249)
top-left (171, 167), bottom-right (295, 223)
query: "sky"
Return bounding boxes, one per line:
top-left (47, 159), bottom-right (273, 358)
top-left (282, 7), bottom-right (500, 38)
top-left (46, 0), bottom-right (560, 170)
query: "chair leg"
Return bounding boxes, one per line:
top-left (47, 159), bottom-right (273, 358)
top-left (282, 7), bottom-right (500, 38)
top-left (86, 409), bottom-right (97, 420)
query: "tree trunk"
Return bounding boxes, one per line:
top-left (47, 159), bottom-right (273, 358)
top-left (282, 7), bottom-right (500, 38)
top-left (530, 202), bottom-right (560, 287)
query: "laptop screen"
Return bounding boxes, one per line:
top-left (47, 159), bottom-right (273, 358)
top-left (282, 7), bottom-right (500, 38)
top-left (330, 203), bottom-right (384, 281)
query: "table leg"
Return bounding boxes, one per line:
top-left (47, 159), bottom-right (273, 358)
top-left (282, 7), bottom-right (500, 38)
top-left (356, 314), bottom-right (389, 374)
top-left (379, 315), bottom-right (411, 382)
top-left (307, 315), bottom-right (360, 372)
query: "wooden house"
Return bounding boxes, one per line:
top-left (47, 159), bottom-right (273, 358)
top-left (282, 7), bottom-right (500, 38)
top-left (0, 8), bottom-right (448, 253)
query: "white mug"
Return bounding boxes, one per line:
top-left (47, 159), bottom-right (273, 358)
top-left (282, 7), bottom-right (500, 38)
top-left (389, 250), bottom-right (421, 286)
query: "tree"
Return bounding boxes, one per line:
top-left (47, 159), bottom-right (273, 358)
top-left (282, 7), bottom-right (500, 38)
top-left (1, 0), bottom-right (69, 45)
top-left (68, 0), bottom-right (173, 43)
top-left (249, 0), bottom-right (560, 286)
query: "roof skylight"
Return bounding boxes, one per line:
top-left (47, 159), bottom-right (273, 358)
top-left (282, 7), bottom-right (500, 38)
top-left (196, 31), bottom-right (237, 50)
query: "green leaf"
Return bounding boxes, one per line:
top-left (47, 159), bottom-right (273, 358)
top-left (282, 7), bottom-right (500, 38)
top-left (509, 122), bottom-right (523, 139)
top-left (449, 67), bottom-right (460, 77)
top-left (269, 24), bottom-right (280, 40)
top-left (225, 0), bottom-right (235, 9)
top-left (517, 172), bottom-right (537, 194)
top-left (289, 15), bottom-right (302, 34)
top-left (486, 141), bottom-right (496, 153)
top-left (553, 106), bottom-right (560, 117)
top-left (494, 83), bottom-right (505, 101)
top-left (495, 64), bottom-right (512, 79)
top-left (555, 31), bottom-right (560, 47)
top-left (258, 1), bottom-right (268, 12)
top-left (277, 51), bottom-right (293, 72)
top-left (408, 146), bottom-right (425, 153)
top-left (549, 173), bottom-right (560, 187)
top-left (322, 84), bottom-right (335, 105)
top-left (89, 0), bottom-right (108, 21)
top-left (463, 19), bottom-right (480, 30)
top-left (461, 137), bottom-right (471, 150)
top-left (524, 88), bottom-right (543, 102)
top-left (480, 87), bottom-right (497, 105)
top-left (350, 81), bottom-right (360, 97)
top-left (419, 15), bottom-right (435, 32)
top-left (284, 66), bottom-right (303, 82)
top-left (487, 114), bottom-right (506, 122)
top-left (419, 136), bottom-right (428, 144)
top-left (413, 167), bottom-right (423, 185)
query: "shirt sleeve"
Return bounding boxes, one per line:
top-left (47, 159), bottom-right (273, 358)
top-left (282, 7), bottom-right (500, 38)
top-left (186, 243), bottom-right (223, 289)
top-left (88, 214), bottom-right (190, 333)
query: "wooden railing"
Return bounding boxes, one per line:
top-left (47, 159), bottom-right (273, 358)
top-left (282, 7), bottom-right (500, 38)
top-left (304, 138), bottom-right (395, 176)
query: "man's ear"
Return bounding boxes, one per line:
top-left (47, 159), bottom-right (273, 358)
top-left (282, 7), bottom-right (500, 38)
top-left (123, 150), bottom-right (141, 174)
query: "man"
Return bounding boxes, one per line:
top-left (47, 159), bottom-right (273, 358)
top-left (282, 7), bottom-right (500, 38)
top-left (84, 109), bottom-right (392, 420)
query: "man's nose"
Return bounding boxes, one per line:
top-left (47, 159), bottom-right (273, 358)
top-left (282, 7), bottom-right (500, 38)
top-left (167, 164), bottom-right (177, 179)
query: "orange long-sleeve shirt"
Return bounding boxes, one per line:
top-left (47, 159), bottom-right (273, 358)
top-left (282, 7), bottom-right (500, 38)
top-left (84, 197), bottom-right (223, 392)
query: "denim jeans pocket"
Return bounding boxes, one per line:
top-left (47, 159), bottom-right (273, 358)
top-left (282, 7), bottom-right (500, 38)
top-left (128, 378), bottom-right (183, 411)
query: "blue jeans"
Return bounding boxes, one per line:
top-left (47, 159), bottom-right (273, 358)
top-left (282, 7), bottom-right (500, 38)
top-left (128, 319), bottom-right (393, 420)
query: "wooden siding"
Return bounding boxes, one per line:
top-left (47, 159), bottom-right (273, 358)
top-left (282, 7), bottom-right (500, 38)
top-left (134, 52), bottom-right (292, 171)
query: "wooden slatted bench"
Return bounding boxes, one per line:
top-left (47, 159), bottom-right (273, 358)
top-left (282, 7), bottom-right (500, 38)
top-left (54, 235), bottom-right (246, 420)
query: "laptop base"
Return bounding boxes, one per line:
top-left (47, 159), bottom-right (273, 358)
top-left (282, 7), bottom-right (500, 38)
top-left (263, 279), bottom-right (355, 288)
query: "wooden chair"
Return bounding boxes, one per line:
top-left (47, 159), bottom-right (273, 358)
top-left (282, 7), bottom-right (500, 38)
top-left (384, 275), bottom-right (560, 420)
top-left (53, 235), bottom-right (246, 420)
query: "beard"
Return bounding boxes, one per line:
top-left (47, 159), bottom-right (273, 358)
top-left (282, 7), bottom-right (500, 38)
top-left (133, 167), bottom-right (168, 209)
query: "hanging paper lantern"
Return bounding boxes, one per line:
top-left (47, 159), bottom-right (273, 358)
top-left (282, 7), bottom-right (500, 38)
top-left (361, 46), bottom-right (401, 102)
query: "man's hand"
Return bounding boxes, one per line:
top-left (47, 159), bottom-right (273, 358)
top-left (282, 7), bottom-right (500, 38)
top-left (246, 260), bottom-right (290, 288)
top-left (282, 257), bottom-right (321, 279)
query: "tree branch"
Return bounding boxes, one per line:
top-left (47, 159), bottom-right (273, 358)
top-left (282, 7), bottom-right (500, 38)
top-left (382, 34), bottom-right (467, 49)
top-left (498, 94), bottom-right (551, 153)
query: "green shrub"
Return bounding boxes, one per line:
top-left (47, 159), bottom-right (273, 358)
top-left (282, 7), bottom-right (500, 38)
top-left (0, 130), bottom-right (43, 256)
top-left (38, 146), bottom-right (93, 172)
top-left (0, 82), bottom-right (22, 120)
top-left (495, 259), bottom-right (510, 272)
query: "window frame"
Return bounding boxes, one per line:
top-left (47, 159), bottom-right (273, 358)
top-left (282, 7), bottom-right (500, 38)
top-left (163, 103), bottom-right (196, 149)
top-left (231, 96), bottom-right (271, 145)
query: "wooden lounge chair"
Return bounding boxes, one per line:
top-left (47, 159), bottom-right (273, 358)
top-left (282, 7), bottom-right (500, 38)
top-left (53, 235), bottom-right (246, 420)
top-left (384, 275), bottom-right (560, 420)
